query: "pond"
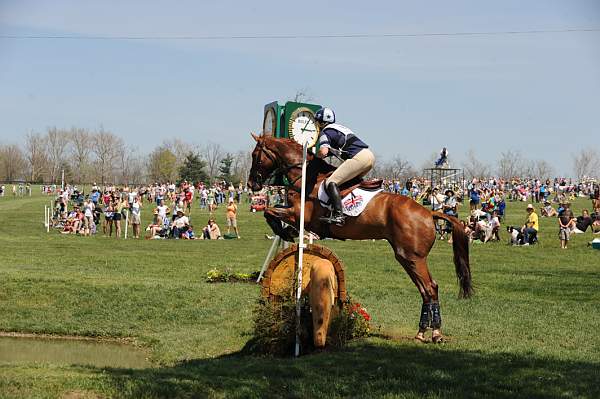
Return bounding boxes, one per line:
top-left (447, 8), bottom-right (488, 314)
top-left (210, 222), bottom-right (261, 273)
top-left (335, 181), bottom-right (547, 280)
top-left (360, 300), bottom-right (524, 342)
top-left (0, 336), bottom-right (151, 369)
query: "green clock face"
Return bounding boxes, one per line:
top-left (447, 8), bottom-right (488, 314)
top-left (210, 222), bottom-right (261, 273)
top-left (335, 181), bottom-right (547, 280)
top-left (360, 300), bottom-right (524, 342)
top-left (288, 107), bottom-right (319, 148)
top-left (263, 108), bottom-right (276, 136)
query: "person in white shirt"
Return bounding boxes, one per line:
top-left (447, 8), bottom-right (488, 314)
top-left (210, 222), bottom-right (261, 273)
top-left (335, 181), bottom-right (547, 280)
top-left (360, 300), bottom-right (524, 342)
top-left (82, 198), bottom-right (95, 236)
top-left (156, 200), bottom-right (169, 221)
top-left (131, 197), bottom-right (142, 239)
top-left (430, 188), bottom-right (444, 212)
top-left (172, 210), bottom-right (189, 238)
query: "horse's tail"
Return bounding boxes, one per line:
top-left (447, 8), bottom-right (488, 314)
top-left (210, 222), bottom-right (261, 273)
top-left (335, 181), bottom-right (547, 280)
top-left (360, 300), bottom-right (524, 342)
top-left (432, 213), bottom-right (473, 298)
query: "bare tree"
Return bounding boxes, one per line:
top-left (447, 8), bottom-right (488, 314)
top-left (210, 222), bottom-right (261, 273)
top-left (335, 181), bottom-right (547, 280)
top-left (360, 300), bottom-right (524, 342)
top-left (24, 132), bottom-right (48, 182)
top-left (290, 88), bottom-right (315, 103)
top-left (69, 127), bottom-right (92, 184)
top-left (390, 156), bottom-right (413, 181)
top-left (533, 159), bottom-right (554, 179)
top-left (496, 149), bottom-right (524, 180)
top-left (376, 156), bottom-right (413, 181)
top-left (572, 148), bottom-right (600, 180)
top-left (46, 127), bottom-right (69, 183)
top-left (0, 144), bottom-right (26, 182)
top-left (462, 149), bottom-right (491, 180)
top-left (231, 148), bottom-right (253, 185)
top-left (116, 145), bottom-right (138, 185)
top-left (127, 153), bottom-right (147, 186)
top-left (203, 142), bottom-right (224, 182)
top-left (91, 128), bottom-right (124, 185)
top-left (419, 152), bottom-right (439, 175)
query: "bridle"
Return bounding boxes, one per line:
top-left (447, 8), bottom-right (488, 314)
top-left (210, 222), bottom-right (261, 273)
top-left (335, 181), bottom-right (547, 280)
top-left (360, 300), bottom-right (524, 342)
top-left (252, 139), bottom-right (303, 191)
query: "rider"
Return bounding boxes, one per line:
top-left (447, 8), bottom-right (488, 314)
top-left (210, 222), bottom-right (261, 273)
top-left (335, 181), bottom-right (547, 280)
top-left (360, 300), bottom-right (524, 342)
top-left (314, 107), bottom-right (374, 226)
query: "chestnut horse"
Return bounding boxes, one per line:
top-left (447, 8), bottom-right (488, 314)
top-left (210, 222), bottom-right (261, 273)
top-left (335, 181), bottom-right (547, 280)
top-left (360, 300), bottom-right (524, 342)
top-left (248, 134), bottom-right (472, 342)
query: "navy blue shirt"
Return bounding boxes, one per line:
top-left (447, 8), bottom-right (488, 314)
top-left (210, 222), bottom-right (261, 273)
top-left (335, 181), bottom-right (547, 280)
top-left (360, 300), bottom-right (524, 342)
top-left (318, 123), bottom-right (368, 160)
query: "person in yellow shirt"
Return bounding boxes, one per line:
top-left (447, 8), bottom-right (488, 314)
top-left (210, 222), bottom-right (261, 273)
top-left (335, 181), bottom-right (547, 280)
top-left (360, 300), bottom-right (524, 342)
top-left (522, 204), bottom-right (539, 245)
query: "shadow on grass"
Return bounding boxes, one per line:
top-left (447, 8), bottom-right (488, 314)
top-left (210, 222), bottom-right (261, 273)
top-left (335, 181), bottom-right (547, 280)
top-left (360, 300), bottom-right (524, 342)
top-left (100, 341), bottom-right (599, 399)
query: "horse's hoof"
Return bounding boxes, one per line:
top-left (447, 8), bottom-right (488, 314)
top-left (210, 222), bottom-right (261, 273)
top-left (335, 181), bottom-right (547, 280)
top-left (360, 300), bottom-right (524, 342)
top-left (414, 332), bottom-right (427, 343)
top-left (432, 330), bottom-right (444, 343)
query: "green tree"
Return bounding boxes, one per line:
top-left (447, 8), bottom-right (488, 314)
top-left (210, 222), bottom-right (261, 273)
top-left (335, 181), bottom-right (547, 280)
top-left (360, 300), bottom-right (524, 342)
top-left (218, 153), bottom-right (235, 184)
top-left (148, 147), bottom-right (177, 182)
top-left (178, 152), bottom-right (208, 183)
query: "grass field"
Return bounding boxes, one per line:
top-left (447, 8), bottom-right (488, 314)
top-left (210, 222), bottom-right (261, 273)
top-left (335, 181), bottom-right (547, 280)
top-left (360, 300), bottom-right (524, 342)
top-left (1, 189), bottom-right (599, 398)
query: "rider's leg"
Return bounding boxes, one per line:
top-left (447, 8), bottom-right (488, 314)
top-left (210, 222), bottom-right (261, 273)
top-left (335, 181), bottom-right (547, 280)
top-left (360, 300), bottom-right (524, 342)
top-left (322, 149), bottom-right (375, 225)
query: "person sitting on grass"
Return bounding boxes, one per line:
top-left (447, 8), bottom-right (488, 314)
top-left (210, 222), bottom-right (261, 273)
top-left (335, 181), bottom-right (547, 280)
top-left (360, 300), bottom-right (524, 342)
top-left (145, 209), bottom-right (165, 239)
top-left (522, 204), bottom-right (539, 245)
top-left (62, 207), bottom-right (83, 234)
top-left (171, 210), bottom-right (189, 239)
top-left (203, 218), bottom-right (222, 240)
top-left (181, 225), bottom-right (198, 240)
top-left (540, 200), bottom-right (557, 217)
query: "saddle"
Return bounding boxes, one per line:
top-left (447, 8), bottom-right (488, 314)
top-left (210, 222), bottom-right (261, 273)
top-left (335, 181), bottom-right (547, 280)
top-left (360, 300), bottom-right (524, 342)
top-left (338, 178), bottom-right (383, 198)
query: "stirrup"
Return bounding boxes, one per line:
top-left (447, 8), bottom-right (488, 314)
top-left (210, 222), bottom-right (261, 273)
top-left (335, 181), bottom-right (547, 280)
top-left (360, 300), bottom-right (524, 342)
top-left (319, 213), bottom-right (346, 226)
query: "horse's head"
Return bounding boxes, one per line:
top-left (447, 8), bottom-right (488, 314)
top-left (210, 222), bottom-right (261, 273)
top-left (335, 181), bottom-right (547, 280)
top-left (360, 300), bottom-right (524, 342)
top-left (247, 134), bottom-right (324, 192)
top-left (247, 133), bottom-right (286, 192)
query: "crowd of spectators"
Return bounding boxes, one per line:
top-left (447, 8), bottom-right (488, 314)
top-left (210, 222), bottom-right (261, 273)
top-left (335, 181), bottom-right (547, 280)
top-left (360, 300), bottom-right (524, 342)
top-left (37, 171), bottom-right (600, 248)
top-left (388, 176), bottom-right (600, 247)
top-left (47, 180), bottom-right (246, 240)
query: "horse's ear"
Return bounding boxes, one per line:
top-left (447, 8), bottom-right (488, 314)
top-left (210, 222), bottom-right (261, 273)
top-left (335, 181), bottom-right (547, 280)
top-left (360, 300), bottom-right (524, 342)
top-left (251, 132), bottom-right (260, 142)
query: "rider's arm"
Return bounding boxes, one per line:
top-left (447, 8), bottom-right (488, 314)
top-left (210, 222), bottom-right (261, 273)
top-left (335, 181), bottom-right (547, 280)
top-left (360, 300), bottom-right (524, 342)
top-left (316, 132), bottom-right (331, 159)
top-left (317, 146), bottom-right (329, 158)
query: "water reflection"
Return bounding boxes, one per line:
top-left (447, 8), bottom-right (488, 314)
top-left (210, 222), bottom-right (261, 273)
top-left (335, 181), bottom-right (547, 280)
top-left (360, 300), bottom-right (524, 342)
top-left (0, 336), bottom-right (151, 369)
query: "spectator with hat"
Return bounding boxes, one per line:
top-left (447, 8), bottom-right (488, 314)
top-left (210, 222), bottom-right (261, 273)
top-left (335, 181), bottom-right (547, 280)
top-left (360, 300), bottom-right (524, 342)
top-left (226, 198), bottom-right (240, 239)
top-left (172, 210), bottom-right (189, 239)
top-left (540, 200), bottom-right (557, 217)
top-left (522, 204), bottom-right (539, 245)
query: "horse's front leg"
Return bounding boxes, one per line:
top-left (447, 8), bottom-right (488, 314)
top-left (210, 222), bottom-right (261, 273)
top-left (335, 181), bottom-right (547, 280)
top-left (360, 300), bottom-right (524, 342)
top-left (264, 206), bottom-right (297, 242)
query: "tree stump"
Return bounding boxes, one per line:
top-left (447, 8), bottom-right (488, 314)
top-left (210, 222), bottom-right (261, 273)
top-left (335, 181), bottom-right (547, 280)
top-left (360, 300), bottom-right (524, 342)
top-left (260, 244), bottom-right (347, 302)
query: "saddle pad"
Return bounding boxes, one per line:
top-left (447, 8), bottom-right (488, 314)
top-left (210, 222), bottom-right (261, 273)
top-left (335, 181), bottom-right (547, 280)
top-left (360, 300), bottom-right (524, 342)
top-left (318, 182), bottom-right (383, 217)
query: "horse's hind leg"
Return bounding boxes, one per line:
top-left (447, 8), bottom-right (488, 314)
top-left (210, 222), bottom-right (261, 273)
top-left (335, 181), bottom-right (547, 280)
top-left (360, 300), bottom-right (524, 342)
top-left (396, 255), bottom-right (443, 343)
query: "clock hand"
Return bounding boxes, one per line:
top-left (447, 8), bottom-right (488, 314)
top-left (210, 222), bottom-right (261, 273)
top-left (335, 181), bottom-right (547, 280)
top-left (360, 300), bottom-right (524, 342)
top-left (300, 119), bottom-right (311, 133)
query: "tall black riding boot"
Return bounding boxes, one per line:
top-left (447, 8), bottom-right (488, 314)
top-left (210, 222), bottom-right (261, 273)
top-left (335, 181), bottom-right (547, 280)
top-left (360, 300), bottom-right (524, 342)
top-left (320, 182), bottom-right (346, 226)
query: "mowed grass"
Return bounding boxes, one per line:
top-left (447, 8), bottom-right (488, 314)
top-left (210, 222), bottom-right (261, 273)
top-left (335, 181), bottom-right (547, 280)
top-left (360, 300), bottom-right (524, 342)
top-left (0, 189), bottom-right (599, 398)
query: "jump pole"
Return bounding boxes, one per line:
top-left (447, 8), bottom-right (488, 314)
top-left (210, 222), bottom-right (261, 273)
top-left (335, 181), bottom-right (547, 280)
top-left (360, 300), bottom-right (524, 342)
top-left (295, 140), bottom-right (309, 357)
top-left (257, 235), bottom-right (281, 282)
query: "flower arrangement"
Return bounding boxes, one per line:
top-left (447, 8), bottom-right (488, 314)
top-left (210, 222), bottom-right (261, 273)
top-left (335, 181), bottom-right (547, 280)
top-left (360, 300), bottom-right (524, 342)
top-left (327, 299), bottom-right (372, 348)
top-left (206, 268), bottom-right (260, 283)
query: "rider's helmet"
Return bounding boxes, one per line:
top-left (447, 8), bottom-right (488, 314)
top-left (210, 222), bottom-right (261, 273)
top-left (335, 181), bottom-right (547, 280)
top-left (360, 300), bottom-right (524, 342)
top-left (315, 107), bottom-right (335, 124)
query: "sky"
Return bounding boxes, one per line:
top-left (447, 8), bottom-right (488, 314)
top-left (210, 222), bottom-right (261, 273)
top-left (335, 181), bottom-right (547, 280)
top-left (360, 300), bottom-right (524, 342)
top-left (1, 0), bottom-right (599, 176)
